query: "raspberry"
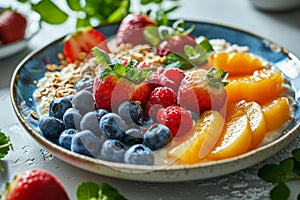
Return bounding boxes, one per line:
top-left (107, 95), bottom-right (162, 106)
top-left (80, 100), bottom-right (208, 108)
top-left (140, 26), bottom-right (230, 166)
top-left (145, 87), bottom-right (177, 120)
top-left (157, 106), bottom-right (193, 138)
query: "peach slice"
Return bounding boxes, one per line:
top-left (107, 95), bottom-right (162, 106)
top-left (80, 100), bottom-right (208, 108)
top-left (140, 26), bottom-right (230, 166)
top-left (229, 100), bottom-right (266, 149)
top-left (168, 110), bottom-right (225, 164)
top-left (225, 68), bottom-right (284, 104)
top-left (207, 113), bottom-right (253, 160)
top-left (262, 97), bottom-right (291, 131)
top-left (213, 52), bottom-right (264, 76)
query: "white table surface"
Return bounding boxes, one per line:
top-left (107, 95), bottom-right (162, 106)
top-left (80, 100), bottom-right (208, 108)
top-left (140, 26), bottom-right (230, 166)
top-left (1, 0), bottom-right (300, 199)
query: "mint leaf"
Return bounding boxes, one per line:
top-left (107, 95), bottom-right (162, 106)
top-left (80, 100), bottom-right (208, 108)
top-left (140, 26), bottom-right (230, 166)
top-left (164, 53), bottom-right (194, 70)
top-left (31, 0), bottom-right (68, 24)
top-left (144, 27), bottom-right (161, 47)
top-left (258, 164), bottom-right (286, 183)
top-left (107, 0), bottom-right (130, 23)
top-left (292, 149), bottom-right (300, 162)
top-left (270, 182), bottom-right (290, 200)
top-left (99, 183), bottom-right (127, 200)
top-left (92, 47), bottom-right (111, 68)
top-left (0, 131), bottom-right (12, 172)
top-left (280, 158), bottom-right (294, 173)
top-left (206, 68), bottom-right (228, 89)
top-left (77, 182), bottom-right (127, 200)
top-left (77, 182), bottom-right (100, 200)
top-left (66, 0), bottom-right (82, 11)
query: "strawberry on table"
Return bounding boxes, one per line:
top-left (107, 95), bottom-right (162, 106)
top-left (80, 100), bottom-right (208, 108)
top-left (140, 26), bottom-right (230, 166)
top-left (116, 13), bottom-right (157, 46)
top-left (0, 10), bottom-right (27, 44)
top-left (178, 68), bottom-right (228, 115)
top-left (63, 27), bottom-right (108, 63)
top-left (1, 169), bottom-right (69, 200)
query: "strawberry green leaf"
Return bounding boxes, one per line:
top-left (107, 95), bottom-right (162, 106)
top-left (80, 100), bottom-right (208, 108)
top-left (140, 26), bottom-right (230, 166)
top-left (99, 183), bottom-right (127, 200)
top-left (77, 182), bottom-right (99, 200)
top-left (114, 63), bottom-right (127, 77)
top-left (258, 164), bottom-right (286, 183)
top-left (31, 0), bottom-right (68, 24)
top-left (270, 182), bottom-right (290, 200)
top-left (206, 68), bottom-right (229, 89)
top-left (92, 47), bottom-right (111, 68)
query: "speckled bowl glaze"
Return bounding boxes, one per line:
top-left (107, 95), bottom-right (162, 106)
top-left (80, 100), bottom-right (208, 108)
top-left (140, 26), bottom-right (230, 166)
top-left (10, 21), bottom-right (300, 182)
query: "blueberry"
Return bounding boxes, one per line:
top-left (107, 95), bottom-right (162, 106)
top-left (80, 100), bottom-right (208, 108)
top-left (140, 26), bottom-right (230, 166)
top-left (72, 90), bottom-right (95, 116)
top-left (121, 128), bottom-right (143, 146)
top-left (39, 116), bottom-right (65, 143)
top-left (99, 113), bottom-right (126, 140)
top-left (80, 112), bottom-right (104, 137)
top-left (58, 129), bottom-right (78, 150)
top-left (118, 101), bottom-right (143, 124)
top-left (49, 97), bottom-right (72, 119)
top-left (95, 109), bottom-right (109, 120)
top-left (63, 108), bottom-right (82, 129)
top-left (124, 144), bottom-right (154, 165)
top-left (144, 123), bottom-right (172, 151)
top-left (100, 139), bottom-right (126, 163)
top-left (71, 130), bottom-right (104, 158)
top-left (75, 77), bottom-right (93, 92)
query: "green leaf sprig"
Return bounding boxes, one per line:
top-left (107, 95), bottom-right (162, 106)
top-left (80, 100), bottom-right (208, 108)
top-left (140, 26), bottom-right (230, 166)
top-left (17, 0), bottom-right (179, 29)
top-left (77, 181), bottom-right (127, 200)
top-left (92, 47), bottom-right (152, 84)
top-left (0, 131), bottom-right (13, 172)
top-left (258, 148), bottom-right (300, 200)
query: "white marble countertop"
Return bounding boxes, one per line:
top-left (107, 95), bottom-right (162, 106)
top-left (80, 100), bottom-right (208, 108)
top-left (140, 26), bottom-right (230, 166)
top-left (1, 0), bottom-right (300, 199)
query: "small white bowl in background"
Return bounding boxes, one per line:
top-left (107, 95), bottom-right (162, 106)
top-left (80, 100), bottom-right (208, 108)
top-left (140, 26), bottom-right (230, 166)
top-left (250, 0), bottom-right (300, 12)
top-left (0, 8), bottom-right (40, 59)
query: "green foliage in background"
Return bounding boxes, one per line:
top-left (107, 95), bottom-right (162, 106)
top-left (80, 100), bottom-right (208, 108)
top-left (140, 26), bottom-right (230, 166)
top-left (17, 0), bottom-right (179, 28)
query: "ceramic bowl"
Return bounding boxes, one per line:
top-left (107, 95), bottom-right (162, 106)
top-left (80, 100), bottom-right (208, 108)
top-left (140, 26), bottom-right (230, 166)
top-left (10, 21), bottom-right (300, 182)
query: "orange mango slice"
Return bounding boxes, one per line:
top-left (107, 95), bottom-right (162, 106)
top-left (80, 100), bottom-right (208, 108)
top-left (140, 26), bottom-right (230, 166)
top-left (228, 100), bottom-right (266, 149)
top-left (214, 52), bottom-right (264, 76)
top-left (262, 97), bottom-right (291, 131)
top-left (168, 110), bottom-right (224, 164)
top-left (207, 113), bottom-right (252, 160)
top-left (225, 68), bottom-right (284, 104)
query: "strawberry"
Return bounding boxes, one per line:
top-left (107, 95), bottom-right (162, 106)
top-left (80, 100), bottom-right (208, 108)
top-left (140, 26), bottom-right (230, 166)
top-left (1, 169), bottom-right (69, 200)
top-left (93, 50), bottom-right (153, 112)
top-left (159, 68), bottom-right (185, 93)
top-left (0, 10), bottom-right (27, 44)
top-left (63, 27), bottom-right (108, 63)
top-left (156, 34), bottom-right (197, 56)
top-left (116, 13), bottom-right (156, 46)
top-left (157, 105), bottom-right (193, 138)
top-left (178, 68), bottom-right (228, 115)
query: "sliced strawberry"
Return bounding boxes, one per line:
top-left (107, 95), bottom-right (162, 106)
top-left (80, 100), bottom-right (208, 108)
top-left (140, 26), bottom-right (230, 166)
top-left (0, 10), bottom-right (27, 44)
top-left (63, 27), bottom-right (108, 63)
top-left (178, 68), bottom-right (228, 115)
top-left (116, 13), bottom-right (156, 46)
top-left (1, 170), bottom-right (69, 200)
